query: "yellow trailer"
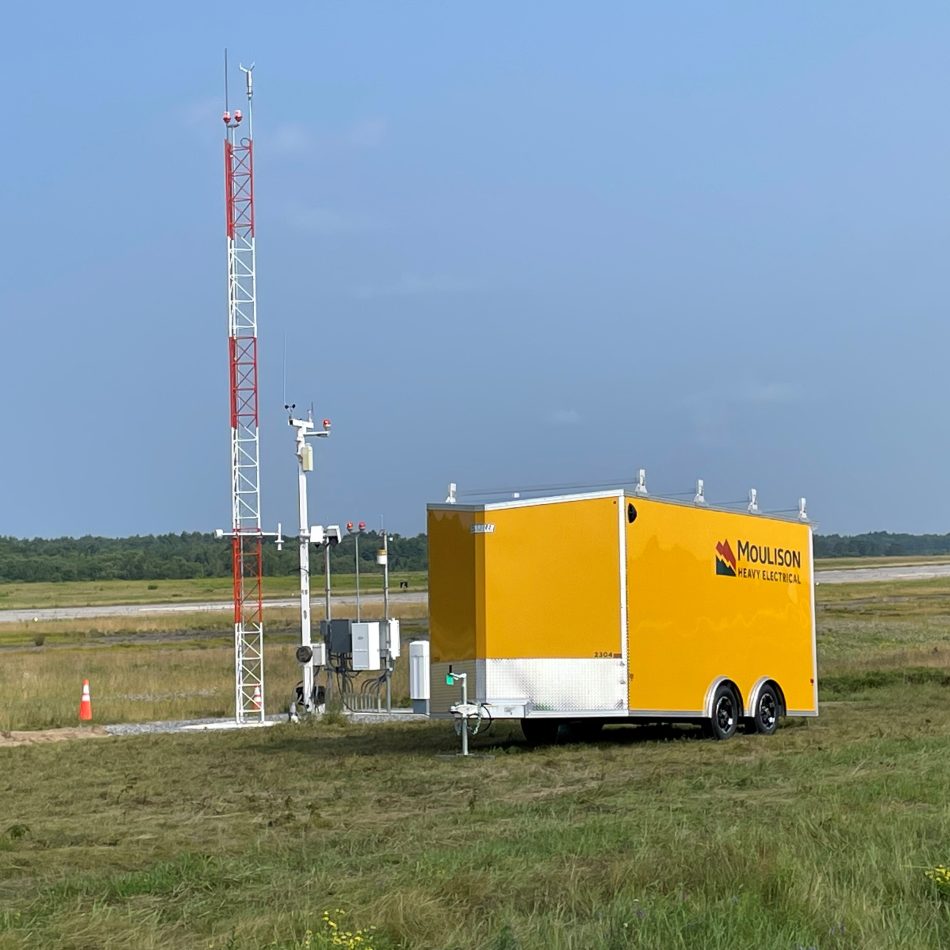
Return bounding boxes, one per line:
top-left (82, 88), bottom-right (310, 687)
top-left (427, 490), bottom-right (816, 742)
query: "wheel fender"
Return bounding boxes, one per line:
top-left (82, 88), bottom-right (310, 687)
top-left (703, 676), bottom-right (744, 719)
top-left (748, 677), bottom-right (785, 717)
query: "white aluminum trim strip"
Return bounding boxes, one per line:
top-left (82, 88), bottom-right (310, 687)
top-left (427, 490), bottom-right (623, 514)
top-left (429, 491), bottom-right (809, 525)
top-left (746, 676), bottom-right (772, 719)
top-left (809, 527), bottom-right (819, 714)
top-left (482, 490), bottom-right (624, 512)
top-left (618, 493), bottom-right (628, 670)
top-left (702, 675), bottom-right (734, 719)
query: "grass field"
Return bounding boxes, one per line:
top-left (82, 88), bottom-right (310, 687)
top-left (1, 557), bottom-right (949, 612)
top-left (0, 572), bottom-right (427, 611)
top-left (1, 579), bottom-right (949, 948)
top-left (0, 605), bottom-right (428, 731)
top-left (3, 556), bottom-right (950, 611)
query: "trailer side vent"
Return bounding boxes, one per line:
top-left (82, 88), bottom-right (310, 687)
top-left (627, 503), bottom-right (637, 524)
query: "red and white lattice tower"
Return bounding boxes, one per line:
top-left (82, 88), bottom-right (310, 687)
top-left (223, 63), bottom-right (265, 723)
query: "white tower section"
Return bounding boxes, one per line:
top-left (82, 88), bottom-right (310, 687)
top-left (223, 63), bottom-right (265, 723)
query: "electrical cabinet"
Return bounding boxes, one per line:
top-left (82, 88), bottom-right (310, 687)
top-left (382, 618), bottom-right (401, 658)
top-left (352, 621), bottom-right (381, 671)
top-left (321, 618), bottom-right (353, 656)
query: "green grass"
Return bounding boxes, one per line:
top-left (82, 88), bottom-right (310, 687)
top-left (2, 554), bottom-right (949, 611)
top-left (814, 578), bottom-right (950, 674)
top-left (1, 578), bottom-right (949, 948)
top-left (0, 601), bottom-right (428, 652)
top-left (0, 572), bottom-right (428, 611)
top-left (1, 688), bottom-right (949, 949)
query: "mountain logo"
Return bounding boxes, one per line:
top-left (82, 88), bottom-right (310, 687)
top-left (716, 539), bottom-right (737, 576)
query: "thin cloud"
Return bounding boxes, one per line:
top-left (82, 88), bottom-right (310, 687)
top-left (270, 122), bottom-right (313, 156)
top-left (342, 118), bottom-right (388, 148)
top-left (547, 409), bottom-right (582, 427)
top-left (740, 381), bottom-right (800, 405)
top-left (681, 379), bottom-right (802, 447)
top-left (268, 117), bottom-right (388, 157)
top-left (353, 274), bottom-right (471, 299)
top-left (283, 205), bottom-right (383, 235)
top-left (177, 96), bottom-right (222, 132)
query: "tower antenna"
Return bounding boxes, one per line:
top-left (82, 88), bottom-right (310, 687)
top-left (222, 58), bottom-right (266, 723)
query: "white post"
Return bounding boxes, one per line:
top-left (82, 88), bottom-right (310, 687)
top-left (382, 526), bottom-right (390, 622)
top-left (461, 674), bottom-right (469, 757)
top-left (324, 542), bottom-right (332, 622)
top-left (382, 527), bottom-right (391, 712)
top-left (296, 434), bottom-right (313, 709)
top-left (287, 412), bottom-right (329, 713)
top-left (347, 521), bottom-right (366, 622)
top-left (355, 531), bottom-right (361, 622)
top-left (375, 525), bottom-right (393, 712)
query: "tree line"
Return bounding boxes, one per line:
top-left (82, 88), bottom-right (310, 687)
top-left (0, 529), bottom-right (945, 583)
top-left (0, 531), bottom-right (428, 583)
top-left (812, 531), bottom-right (950, 559)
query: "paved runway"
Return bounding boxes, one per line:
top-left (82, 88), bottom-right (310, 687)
top-left (814, 563), bottom-right (950, 585)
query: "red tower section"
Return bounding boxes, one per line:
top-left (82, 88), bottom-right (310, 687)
top-left (224, 67), bottom-right (265, 722)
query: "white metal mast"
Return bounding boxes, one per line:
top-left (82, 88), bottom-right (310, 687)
top-left (223, 60), bottom-right (266, 723)
top-left (288, 411), bottom-right (330, 711)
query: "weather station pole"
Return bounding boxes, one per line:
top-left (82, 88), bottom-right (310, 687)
top-left (324, 538), bottom-right (332, 622)
top-left (378, 524), bottom-right (393, 712)
top-left (380, 522), bottom-right (390, 622)
top-left (347, 521), bottom-right (366, 621)
top-left (287, 409), bottom-right (330, 711)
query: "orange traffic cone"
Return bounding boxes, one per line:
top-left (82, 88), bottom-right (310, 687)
top-left (79, 679), bottom-right (93, 721)
top-left (252, 684), bottom-right (262, 711)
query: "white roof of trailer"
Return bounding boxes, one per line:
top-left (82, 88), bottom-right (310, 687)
top-left (427, 488), bottom-right (812, 526)
top-left (429, 489), bottom-right (623, 513)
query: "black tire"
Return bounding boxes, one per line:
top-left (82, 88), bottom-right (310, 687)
top-left (521, 718), bottom-right (561, 746)
top-left (748, 684), bottom-right (780, 736)
top-left (704, 684), bottom-right (739, 740)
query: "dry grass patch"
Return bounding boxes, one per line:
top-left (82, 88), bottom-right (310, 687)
top-left (0, 618), bottom-right (423, 730)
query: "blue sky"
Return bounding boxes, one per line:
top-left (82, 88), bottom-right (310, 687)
top-left (5, 2), bottom-right (950, 537)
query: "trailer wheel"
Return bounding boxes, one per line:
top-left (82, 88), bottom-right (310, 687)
top-left (748, 684), bottom-right (779, 736)
top-left (521, 718), bottom-right (560, 746)
top-left (704, 684), bottom-right (739, 741)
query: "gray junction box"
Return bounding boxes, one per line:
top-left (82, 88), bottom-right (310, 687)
top-left (321, 618), bottom-right (353, 656)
